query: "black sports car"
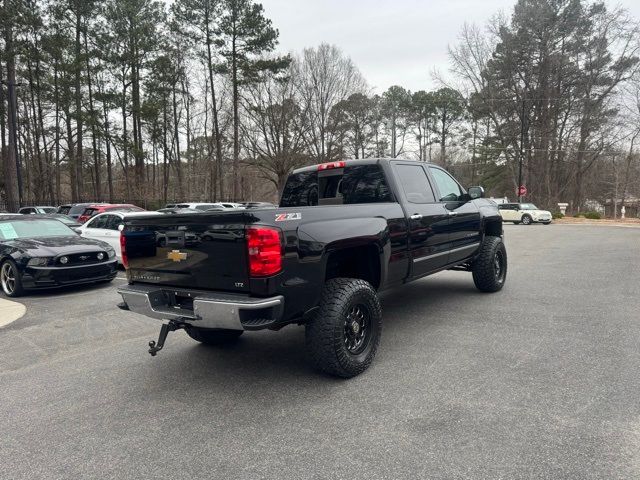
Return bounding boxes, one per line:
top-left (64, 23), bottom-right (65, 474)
top-left (0, 215), bottom-right (118, 297)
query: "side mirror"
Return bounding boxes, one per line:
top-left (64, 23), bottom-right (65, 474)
top-left (468, 186), bottom-right (485, 199)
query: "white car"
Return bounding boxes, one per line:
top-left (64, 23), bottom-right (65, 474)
top-left (78, 211), bottom-right (160, 263)
top-left (498, 203), bottom-right (552, 225)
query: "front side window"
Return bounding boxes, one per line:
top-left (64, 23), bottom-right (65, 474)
top-left (519, 203), bottom-right (538, 210)
top-left (429, 167), bottom-right (463, 202)
top-left (393, 164), bottom-right (435, 203)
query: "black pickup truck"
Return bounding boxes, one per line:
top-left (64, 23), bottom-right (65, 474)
top-left (117, 159), bottom-right (506, 377)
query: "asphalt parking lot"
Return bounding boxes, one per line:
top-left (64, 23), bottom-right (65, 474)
top-left (1, 224), bottom-right (639, 479)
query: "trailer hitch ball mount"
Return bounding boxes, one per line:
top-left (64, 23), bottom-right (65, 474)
top-left (148, 319), bottom-right (187, 356)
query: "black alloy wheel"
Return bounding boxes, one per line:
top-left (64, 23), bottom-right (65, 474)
top-left (343, 304), bottom-right (372, 355)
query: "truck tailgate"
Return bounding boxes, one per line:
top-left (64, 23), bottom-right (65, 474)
top-left (123, 211), bottom-right (250, 293)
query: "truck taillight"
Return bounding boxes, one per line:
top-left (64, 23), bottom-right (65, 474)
top-left (246, 226), bottom-right (283, 277)
top-left (120, 231), bottom-right (128, 268)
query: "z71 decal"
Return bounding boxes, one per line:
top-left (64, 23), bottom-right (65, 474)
top-left (275, 212), bottom-right (302, 222)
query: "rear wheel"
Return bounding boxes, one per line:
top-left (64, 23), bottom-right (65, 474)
top-left (185, 327), bottom-right (243, 345)
top-left (305, 278), bottom-right (382, 378)
top-left (1, 260), bottom-right (24, 297)
top-left (472, 236), bottom-right (507, 293)
top-left (521, 214), bottom-right (532, 225)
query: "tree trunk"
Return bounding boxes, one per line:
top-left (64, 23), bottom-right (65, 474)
top-left (172, 84), bottom-right (184, 199)
top-left (232, 27), bottom-right (240, 201)
top-left (205, 17), bottom-right (224, 200)
top-left (102, 98), bottom-right (114, 202)
top-left (3, 26), bottom-right (20, 211)
top-left (54, 63), bottom-right (61, 203)
top-left (74, 10), bottom-right (83, 201)
top-left (84, 31), bottom-right (100, 200)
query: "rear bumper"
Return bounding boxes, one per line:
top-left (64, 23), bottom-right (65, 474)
top-left (117, 284), bottom-right (284, 331)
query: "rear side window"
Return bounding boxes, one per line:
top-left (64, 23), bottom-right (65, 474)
top-left (82, 208), bottom-right (97, 217)
top-left (104, 215), bottom-right (122, 230)
top-left (69, 205), bottom-right (87, 216)
top-left (280, 172), bottom-right (318, 207)
top-left (87, 215), bottom-right (107, 229)
top-left (58, 206), bottom-right (71, 215)
top-left (394, 164), bottom-right (435, 203)
top-left (280, 164), bottom-right (392, 207)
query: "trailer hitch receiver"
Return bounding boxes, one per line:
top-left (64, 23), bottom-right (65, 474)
top-left (148, 319), bottom-right (186, 356)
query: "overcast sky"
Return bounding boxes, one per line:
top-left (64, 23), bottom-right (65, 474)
top-left (260, 0), bottom-right (640, 93)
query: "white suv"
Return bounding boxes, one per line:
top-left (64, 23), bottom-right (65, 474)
top-left (498, 203), bottom-right (552, 225)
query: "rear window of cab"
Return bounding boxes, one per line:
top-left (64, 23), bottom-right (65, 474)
top-left (82, 208), bottom-right (98, 217)
top-left (280, 164), bottom-right (393, 207)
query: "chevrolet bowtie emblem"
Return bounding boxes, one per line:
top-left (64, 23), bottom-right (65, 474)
top-left (167, 250), bottom-right (188, 262)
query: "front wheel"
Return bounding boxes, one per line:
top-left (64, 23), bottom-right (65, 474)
top-left (521, 214), bottom-right (532, 225)
top-left (1, 260), bottom-right (24, 297)
top-left (305, 278), bottom-right (382, 378)
top-left (185, 327), bottom-right (243, 345)
top-left (472, 236), bottom-right (507, 292)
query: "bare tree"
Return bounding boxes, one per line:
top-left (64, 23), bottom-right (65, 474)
top-left (242, 67), bottom-right (309, 193)
top-left (295, 44), bottom-right (367, 163)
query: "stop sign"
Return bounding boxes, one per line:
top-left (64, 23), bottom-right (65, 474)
top-left (517, 185), bottom-right (527, 197)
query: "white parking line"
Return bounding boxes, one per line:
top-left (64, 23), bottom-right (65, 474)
top-left (0, 298), bottom-right (27, 328)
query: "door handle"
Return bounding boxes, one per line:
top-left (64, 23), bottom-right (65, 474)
top-left (447, 211), bottom-right (459, 216)
top-left (410, 214), bottom-right (423, 220)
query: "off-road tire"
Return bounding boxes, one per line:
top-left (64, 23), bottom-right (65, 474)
top-left (185, 327), bottom-right (243, 345)
top-left (1, 259), bottom-right (24, 297)
top-left (305, 278), bottom-right (382, 378)
top-left (472, 236), bottom-right (507, 293)
top-left (521, 214), bottom-right (532, 225)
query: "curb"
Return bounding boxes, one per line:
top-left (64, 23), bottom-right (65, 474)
top-left (0, 297), bottom-right (26, 328)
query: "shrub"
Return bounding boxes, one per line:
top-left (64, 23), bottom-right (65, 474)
top-left (552, 211), bottom-right (564, 219)
top-left (574, 213), bottom-right (585, 218)
top-left (584, 211), bottom-right (601, 219)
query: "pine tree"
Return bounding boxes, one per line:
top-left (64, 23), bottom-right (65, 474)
top-left (217, 0), bottom-right (289, 200)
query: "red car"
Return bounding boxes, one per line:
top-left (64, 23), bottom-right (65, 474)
top-left (77, 204), bottom-right (144, 224)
